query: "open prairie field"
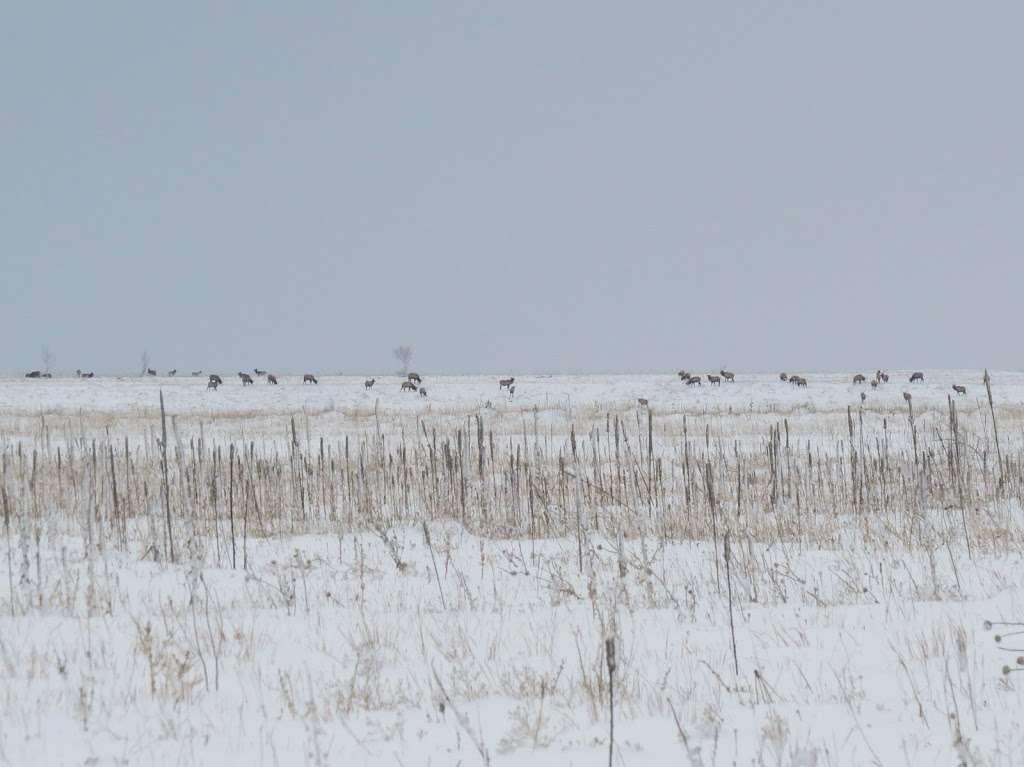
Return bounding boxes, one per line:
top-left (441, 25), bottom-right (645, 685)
top-left (2, 370), bottom-right (1023, 765)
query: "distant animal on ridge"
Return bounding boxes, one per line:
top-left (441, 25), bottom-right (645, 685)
top-left (419, 387), bottom-right (427, 397)
top-left (708, 375), bottom-right (722, 386)
top-left (953, 384), bottom-right (966, 395)
top-left (910, 372), bottom-right (924, 383)
top-left (303, 374), bottom-right (318, 385)
top-left (25, 370), bottom-right (41, 379)
top-left (720, 370), bottom-right (735, 382)
top-left (239, 373), bottom-right (254, 386)
top-left (677, 370), bottom-right (689, 380)
top-left (401, 381), bottom-right (417, 392)
top-left (779, 373), bottom-right (788, 382)
top-left (499, 377), bottom-right (515, 390)
top-left (254, 368), bottom-right (267, 377)
top-left (146, 368), bottom-right (157, 377)
top-left (853, 374), bottom-right (866, 384)
top-left (207, 378), bottom-right (219, 390)
top-left (191, 371), bottom-right (203, 377)
top-left (267, 374), bottom-right (278, 385)
top-left (168, 369), bottom-right (176, 377)
top-left (364, 378), bottom-right (375, 389)
top-left (686, 376), bottom-right (702, 386)
top-left (208, 374), bottom-right (223, 386)
top-left (407, 372), bottom-right (422, 384)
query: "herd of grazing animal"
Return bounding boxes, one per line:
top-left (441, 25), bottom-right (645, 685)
top-left (18, 367), bottom-right (982, 405)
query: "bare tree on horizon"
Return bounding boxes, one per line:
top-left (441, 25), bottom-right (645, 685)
top-left (393, 345), bottom-right (414, 376)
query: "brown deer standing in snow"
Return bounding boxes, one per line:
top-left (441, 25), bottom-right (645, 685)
top-left (707, 375), bottom-right (722, 386)
top-left (364, 378), bottom-right (375, 389)
top-left (267, 374), bottom-right (279, 385)
top-left (910, 372), bottom-right (924, 383)
top-left (303, 374), bottom-right (318, 385)
top-left (720, 370), bottom-right (735, 382)
top-left (952, 384), bottom-right (966, 395)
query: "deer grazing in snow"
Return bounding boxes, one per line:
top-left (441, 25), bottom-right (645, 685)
top-left (146, 368), bottom-right (157, 377)
top-left (952, 384), bottom-right (966, 395)
top-left (779, 373), bottom-right (788, 382)
top-left (167, 369), bottom-right (177, 377)
top-left (677, 370), bottom-right (689, 380)
top-left (789, 376), bottom-right (808, 387)
top-left (254, 368), bottom-right (267, 377)
top-left (853, 374), bottom-right (866, 384)
top-left (407, 372), bottom-right (422, 384)
top-left (401, 381), bottom-right (417, 392)
top-left (25, 371), bottom-right (42, 379)
top-left (707, 374), bottom-right (722, 386)
top-left (909, 372), bottom-right (924, 383)
top-left (239, 373), bottom-right (254, 386)
top-left (208, 374), bottom-right (223, 386)
top-left (267, 374), bottom-right (278, 385)
top-left (303, 374), bottom-right (318, 385)
top-left (499, 377), bottom-right (515, 389)
top-left (191, 371), bottom-right (203, 377)
top-left (686, 376), bottom-right (702, 386)
top-left (720, 370), bottom-right (735, 382)
top-left (364, 378), bottom-right (375, 389)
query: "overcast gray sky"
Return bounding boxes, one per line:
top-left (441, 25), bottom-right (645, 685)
top-left (3, 3), bottom-right (1021, 375)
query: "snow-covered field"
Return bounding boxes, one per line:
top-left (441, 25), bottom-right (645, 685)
top-left (2, 370), bottom-right (1023, 765)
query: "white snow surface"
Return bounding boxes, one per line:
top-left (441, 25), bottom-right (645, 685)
top-left (0, 370), bottom-right (1022, 765)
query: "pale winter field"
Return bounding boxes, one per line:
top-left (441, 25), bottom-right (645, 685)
top-left (2, 370), bottom-right (1024, 766)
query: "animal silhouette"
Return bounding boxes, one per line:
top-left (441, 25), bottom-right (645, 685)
top-left (303, 374), bottom-right (318, 385)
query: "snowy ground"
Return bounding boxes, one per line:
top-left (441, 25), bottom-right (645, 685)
top-left (1, 371), bottom-right (1023, 765)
